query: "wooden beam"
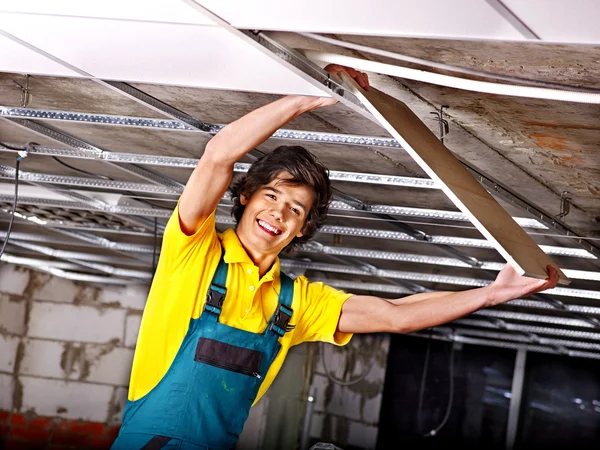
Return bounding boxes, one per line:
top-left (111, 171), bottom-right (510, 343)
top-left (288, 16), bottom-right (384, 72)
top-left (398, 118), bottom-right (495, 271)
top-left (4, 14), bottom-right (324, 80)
top-left (338, 72), bottom-right (570, 285)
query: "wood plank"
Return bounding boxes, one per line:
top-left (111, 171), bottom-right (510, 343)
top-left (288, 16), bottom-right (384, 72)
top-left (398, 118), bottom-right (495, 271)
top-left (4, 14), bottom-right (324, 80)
top-left (338, 71), bottom-right (570, 285)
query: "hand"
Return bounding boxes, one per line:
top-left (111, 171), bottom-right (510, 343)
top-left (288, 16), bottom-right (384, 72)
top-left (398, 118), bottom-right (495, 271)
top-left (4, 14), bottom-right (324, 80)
top-left (317, 64), bottom-right (371, 107)
top-left (324, 63), bottom-right (370, 91)
top-left (488, 263), bottom-right (560, 306)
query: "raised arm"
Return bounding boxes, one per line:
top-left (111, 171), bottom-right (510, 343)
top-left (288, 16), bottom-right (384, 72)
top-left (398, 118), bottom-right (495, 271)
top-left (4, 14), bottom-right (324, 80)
top-left (178, 65), bottom-right (370, 235)
top-left (337, 263), bottom-right (559, 334)
top-left (178, 95), bottom-right (327, 234)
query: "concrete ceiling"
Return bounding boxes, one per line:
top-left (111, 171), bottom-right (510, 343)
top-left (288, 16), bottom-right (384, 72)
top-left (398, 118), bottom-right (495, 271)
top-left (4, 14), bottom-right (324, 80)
top-left (1, 0), bottom-right (600, 358)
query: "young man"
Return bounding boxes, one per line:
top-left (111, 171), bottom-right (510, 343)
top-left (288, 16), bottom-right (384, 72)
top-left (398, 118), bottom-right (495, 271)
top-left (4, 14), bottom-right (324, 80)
top-left (112, 65), bottom-right (558, 449)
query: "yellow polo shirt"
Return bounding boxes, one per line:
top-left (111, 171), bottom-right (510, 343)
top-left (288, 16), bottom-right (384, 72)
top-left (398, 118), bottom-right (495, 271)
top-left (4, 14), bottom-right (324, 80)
top-left (128, 205), bottom-right (353, 403)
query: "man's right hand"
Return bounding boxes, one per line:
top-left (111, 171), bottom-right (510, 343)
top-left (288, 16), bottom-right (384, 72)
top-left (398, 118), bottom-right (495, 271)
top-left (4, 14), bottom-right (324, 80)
top-left (318, 64), bottom-right (371, 107)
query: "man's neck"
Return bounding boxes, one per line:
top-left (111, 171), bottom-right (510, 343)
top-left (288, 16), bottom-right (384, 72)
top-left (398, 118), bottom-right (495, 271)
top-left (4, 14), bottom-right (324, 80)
top-left (236, 232), bottom-right (279, 278)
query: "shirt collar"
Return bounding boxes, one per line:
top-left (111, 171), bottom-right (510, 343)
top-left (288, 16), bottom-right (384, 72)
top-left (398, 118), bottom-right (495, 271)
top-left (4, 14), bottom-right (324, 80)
top-left (219, 228), bottom-right (280, 282)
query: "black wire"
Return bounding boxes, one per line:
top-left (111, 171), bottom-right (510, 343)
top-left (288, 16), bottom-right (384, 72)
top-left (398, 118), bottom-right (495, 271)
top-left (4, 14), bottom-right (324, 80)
top-left (52, 156), bottom-right (111, 180)
top-left (416, 330), bottom-right (456, 438)
top-left (0, 159), bottom-right (21, 258)
top-left (416, 329), bottom-right (433, 435)
top-left (50, 155), bottom-right (167, 209)
top-left (0, 142), bottom-right (25, 151)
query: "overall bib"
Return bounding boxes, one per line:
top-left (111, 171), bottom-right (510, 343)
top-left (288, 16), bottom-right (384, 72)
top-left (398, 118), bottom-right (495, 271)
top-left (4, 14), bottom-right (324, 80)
top-left (112, 251), bottom-right (294, 450)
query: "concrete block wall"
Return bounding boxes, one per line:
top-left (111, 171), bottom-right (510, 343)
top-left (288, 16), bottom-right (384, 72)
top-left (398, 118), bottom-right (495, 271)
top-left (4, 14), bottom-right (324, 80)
top-left (307, 334), bottom-right (391, 450)
top-left (0, 263), bottom-right (149, 449)
top-left (0, 262), bottom-right (393, 450)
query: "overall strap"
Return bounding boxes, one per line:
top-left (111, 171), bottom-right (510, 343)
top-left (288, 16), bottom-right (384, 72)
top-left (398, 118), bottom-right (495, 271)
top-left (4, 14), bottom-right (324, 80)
top-left (268, 272), bottom-right (295, 338)
top-left (204, 248), bottom-right (228, 319)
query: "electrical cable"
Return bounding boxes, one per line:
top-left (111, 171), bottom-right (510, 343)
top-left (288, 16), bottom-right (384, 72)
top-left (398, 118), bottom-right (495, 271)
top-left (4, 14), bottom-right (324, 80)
top-left (319, 336), bottom-right (380, 386)
top-left (0, 147), bottom-right (28, 258)
top-left (51, 156), bottom-right (111, 180)
top-left (47, 151), bottom-right (167, 209)
top-left (416, 330), bottom-right (455, 438)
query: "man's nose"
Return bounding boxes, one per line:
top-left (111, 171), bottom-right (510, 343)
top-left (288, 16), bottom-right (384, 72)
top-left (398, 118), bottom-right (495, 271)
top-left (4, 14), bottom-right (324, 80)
top-left (269, 205), bottom-right (284, 220)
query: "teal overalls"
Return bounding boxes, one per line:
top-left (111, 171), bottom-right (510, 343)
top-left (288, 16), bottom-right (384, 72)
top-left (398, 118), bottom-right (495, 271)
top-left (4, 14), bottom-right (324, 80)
top-left (111, 251), bottom-right (294, 450)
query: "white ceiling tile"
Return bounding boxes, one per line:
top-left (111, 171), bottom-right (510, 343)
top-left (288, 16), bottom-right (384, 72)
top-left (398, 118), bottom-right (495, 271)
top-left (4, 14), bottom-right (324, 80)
top-left (194, 0), bottom-right (524, 41)
top-left (503, 0), bottom-right (600, 44)
top-left (0, 13), bottom-right (326, 96)
top-left (0, 32), bottom-right (79, 77)
top-left (0, 0), bottom-right (214, 25)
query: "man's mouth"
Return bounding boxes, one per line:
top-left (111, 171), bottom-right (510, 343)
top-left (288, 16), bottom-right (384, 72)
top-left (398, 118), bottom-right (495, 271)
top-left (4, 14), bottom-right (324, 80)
top-left (257, 219), bottom-right (282, 236)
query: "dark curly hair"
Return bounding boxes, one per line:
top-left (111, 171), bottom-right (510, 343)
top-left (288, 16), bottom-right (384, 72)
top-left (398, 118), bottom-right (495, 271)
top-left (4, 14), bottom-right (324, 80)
top-left (229, 146), bottom-right (332, 252)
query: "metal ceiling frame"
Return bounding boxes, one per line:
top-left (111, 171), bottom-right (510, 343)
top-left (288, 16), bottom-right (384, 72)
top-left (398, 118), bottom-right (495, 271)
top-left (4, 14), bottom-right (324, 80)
top-left (0, 191), bottom-right (593, 261)
top-left (1, 9), bottom-right (600, 359)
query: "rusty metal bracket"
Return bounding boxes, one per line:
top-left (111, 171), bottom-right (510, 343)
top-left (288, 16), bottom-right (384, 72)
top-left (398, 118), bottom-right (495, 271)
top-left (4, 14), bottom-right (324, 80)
top-left (430, 105), bottom-right (450, 143)
top-left (13, 75), bottom-right (32, 108)
top-left (557, 191), bottom-right (571, 219)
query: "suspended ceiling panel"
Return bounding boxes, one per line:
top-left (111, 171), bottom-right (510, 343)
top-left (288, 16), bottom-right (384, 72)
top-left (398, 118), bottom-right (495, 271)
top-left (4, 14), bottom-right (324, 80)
top-left (0, 13), bottom-right (325, 95)
top-left (192, 0), bottom-right (600, 43)
top-left (503, 0), bottom-right (600, 43)
top-left (193, 0), bottom-right (523, 40)
top-left (0, 0), bottom-right (214, 24)
top-left (0, 32), bottom-right (79, 77)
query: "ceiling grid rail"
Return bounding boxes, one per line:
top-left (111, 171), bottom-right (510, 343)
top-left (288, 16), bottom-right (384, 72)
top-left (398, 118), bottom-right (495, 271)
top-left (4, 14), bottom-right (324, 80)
top-left (0, 195), bottom-right (592, 260)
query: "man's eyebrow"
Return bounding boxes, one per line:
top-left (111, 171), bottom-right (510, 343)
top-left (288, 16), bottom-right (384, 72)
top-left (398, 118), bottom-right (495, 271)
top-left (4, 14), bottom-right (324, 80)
top-left (261, 186), bottom-right (307, 213)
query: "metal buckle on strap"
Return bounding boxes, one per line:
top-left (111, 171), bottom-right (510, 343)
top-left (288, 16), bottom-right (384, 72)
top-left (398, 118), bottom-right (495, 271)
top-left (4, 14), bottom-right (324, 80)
top-left (270, 304), bottom-right (293, 337)
top-left (205, 284), bottom-right (226, 315)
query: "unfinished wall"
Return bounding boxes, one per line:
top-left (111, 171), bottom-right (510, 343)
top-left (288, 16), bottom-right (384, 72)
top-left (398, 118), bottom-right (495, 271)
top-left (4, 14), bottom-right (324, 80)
top-left (0, 262), bottom-right (148, 448)
top-left (306, 334), bottom-right (391, 450)
top-left (0, 263), bottom-right (391, 450)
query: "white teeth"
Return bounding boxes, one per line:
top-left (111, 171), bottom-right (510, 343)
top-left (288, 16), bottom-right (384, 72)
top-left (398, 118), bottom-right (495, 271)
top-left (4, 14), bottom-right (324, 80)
top-left (258, 220), bottom-right (281, 235)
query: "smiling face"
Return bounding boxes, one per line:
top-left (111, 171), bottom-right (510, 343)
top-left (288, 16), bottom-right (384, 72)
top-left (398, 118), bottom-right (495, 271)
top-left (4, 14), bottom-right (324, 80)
top-left (236, 172), bottom-right (315, 262)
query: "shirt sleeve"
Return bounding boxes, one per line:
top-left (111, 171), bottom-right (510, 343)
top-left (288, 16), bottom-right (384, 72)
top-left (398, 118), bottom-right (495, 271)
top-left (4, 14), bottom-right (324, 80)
top-left (291, 276), bottom-right (354, 347)
top-left (158, 203), bottom-right (220, 274)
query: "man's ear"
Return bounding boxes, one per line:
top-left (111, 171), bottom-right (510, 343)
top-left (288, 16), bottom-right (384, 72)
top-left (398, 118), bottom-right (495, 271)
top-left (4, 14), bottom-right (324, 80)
top-left (240, 193), bottom-right (248, 205)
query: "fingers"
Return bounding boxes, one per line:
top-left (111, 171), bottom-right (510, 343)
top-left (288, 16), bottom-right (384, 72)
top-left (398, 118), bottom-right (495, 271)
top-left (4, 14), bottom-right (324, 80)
top-left (323, 64), bottom-right (370, 90)
top-left (546, 265), bottom-right (560, 287)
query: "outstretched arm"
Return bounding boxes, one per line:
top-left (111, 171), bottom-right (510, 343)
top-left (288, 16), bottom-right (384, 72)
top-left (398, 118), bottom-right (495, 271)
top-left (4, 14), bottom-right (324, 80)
top-left (337, 264), bottom-right (559, 334)
top-left (178, 65), bottom-right (370, 235)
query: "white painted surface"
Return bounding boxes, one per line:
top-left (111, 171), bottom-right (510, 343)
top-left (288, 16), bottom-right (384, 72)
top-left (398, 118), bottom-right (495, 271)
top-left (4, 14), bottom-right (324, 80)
top-left (193, 0), bottom-right (523, 40)
top-left (0, 31), bottom-right (80, 77)
top-left (0, 263), bottom-right (30, 295)
top-left (0, 334), bottom-right (19, 372)
top-left (124, 314), bottom-right (142, 348)
top-left (27, 302), bottom-right (126, 343)
top-left (101, 284), bottom-right (149, 310)
top-left (0, 374), bottom-right (14, 410)
top-left (0, 293), bottom-right (26, 334)
top-left (20, 376), bottom-right (114, 421)
top-left (31, 275), bottom-right (78, 303)
top-left (0, 13), bottom-right (326, 96)
top-left (504, 0), bottom-right (600, 43)
top-left (0, 0), bottom-right (214, 25)
top-left (20, 338), bottom-right (68, 379)
top-left (83, 346), bottom-right (133, 386)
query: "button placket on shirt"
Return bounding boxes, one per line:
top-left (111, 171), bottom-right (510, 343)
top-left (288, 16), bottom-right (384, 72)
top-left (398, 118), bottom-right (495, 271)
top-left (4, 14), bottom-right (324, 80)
top-left (243, 264), bottom-right (259, 316)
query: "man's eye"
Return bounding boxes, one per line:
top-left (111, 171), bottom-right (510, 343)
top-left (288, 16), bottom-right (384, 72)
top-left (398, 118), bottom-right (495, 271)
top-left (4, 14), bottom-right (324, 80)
top-left (266, 194), bottom-right (276, 200)
top-left (291, 207), bottom-right (300, 215)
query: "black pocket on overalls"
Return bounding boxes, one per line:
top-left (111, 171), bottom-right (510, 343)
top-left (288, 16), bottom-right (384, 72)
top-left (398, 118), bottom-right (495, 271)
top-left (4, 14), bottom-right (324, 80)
top-left (195, 338), bottom-right (263, 378)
